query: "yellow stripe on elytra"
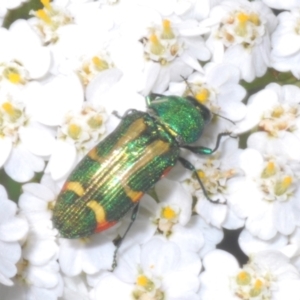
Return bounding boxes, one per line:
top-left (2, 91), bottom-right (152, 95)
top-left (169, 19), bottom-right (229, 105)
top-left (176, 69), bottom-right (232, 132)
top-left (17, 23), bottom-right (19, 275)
top-left (88, 117), bottom-right (147, 163)
top-left (64, 182), bottom-right (85, 196)
top-left (86, 200), bottom-right (106, 223)
top-left (86, 118), bottom-right (171, 204)
top-left (121, 139), bottom-right (170, 202)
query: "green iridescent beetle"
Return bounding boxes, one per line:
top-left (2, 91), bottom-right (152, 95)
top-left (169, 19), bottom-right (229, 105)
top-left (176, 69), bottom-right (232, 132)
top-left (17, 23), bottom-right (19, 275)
top-left (53, 94), bottom-right (229, 267)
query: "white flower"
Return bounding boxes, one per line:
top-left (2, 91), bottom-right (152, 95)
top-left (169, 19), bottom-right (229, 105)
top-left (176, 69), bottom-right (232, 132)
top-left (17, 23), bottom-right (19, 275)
top-left (262, 0), bottom-right (300, 10)
top-left (271, 8), bottom-right (300, 78)
top-left (14, 179), bottom-right (63, 299)
top-left (115, 194), bottom-right (157, 257)
top-left (62, 274), bottom-right (92, 300)
top-left (0, 20), bottom-right (51, 89)
top-left (238, 228), bottom-right (288, 257)
top-left (0, 259), bottom-right (63, 300)
top-left (204, 0), bottom-right (277, 82)
top-left (57, 234), bottom-right (115, 276)
top-left (45, 101), bottom-right (107, 180)
top-left (235, 83), bottom-right (300, 161)
top-left (133, 0), bottom-right (212, 21)
top-left (199, 249), bottom-right (300, 300)
top-left (230, 148), bottom-right (300, 239)
top-left (0, 19), bottom-right (53, 182)
top-left (0, 185), bottom-right (28, 286)
top-left (155, 179), bottom-right (212, 254)
top-left (29, 0), bottom-right (114, 75)
top-left (19, 181), bottom-right (59, 264)
top-left (154, 178), bottom-right (193, 234)
top-left (29, 0), bottom-right (75, 44)
top-left (181, 137), bottom-right (243, 228)
top-left (116, 6), bottom-right (210, 94)
top-left (93, 237), bottom-right (201, 299)
top-left (290, 228), bottom-right (300, 272)
top-left (0, 95), bottom-right (55, 182)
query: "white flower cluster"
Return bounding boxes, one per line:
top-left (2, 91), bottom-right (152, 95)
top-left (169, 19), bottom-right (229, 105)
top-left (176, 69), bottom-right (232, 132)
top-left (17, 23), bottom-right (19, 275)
top-left (0, 0), bottom-right (300, 299)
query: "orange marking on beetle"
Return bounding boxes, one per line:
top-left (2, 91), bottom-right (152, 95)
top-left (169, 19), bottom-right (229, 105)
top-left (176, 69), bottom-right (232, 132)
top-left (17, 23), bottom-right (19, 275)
top-left (62, 181), bottom-right (85, 196)
top-left (161, 166), bottom-right (173, 178)
top-left (88, 147), bottom-right (99, 161)
top-left (95, 220), bottom-right (117, 233)
top-left (86, 200), bottom-right (117, 233)
top-left (123, 185), bottom-right (144, 203)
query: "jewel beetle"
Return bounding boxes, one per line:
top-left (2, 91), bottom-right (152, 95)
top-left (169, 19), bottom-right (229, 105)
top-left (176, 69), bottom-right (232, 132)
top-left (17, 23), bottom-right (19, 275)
top-left (53, 94), bottom-right (230, 268)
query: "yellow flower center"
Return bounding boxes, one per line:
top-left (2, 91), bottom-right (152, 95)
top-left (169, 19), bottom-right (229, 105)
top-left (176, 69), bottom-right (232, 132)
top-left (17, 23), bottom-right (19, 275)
top-left (2, 102), bottom-right (22, 121)
top-left (36, 9), bottom-right (51, 24)
top-left (272, 106), bottom-right (284, 118)
top-left (261, 161), bottom-right (276, 178)
top-left (236, 271), bottom-right (251, 285)
top-left (161, 206), bottom-right (176, 220)
top-left (197, 170), bottom-right (206, 179)
top-left (250, 279), bottom-right (263, 297)
top-left (161, 19), bottom-right (175, 39)
top-left (195, 88), bottom-right (210, 104)
top-left (136, 275), bottom-right (154, 292)
top-left (68, 123), bottom-right (81, 139)
top-left (274, 176), bottom-right (292, 196)
top-left (92, 56), bottom-right (109, 71)
top-left (150, 34), bottom-right (164, 55)
top-left (88, 115), bottom-right (103, 129)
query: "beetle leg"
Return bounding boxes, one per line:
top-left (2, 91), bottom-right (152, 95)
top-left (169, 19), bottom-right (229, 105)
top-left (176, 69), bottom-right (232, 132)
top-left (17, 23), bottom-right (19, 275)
top-left (145, 93), bottom-right (165, 106)
top-left (183, 132), bottom-right (234, 155)
top-left (178, 157), bottom-right (224, 204)
top-left (111, 202), bottom-right (140, 271)
top-left (112, 109), bottom-right (138, 119)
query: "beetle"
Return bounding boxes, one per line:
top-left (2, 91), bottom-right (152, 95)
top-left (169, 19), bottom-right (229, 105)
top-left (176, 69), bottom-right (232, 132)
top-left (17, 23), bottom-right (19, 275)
top-left (52, 94), bottom-right (230, 268)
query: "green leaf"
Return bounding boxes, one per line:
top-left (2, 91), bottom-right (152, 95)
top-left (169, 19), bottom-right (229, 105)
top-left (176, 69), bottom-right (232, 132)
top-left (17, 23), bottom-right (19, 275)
top-left (3, 0), bottom-right (42, 29)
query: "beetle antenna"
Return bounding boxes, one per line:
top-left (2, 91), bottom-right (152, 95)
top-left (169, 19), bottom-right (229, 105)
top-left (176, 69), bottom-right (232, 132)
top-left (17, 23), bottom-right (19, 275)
top-left (180, 75), bottom-right (236, 125)
top-left (180, 75), bottom-right (193, 95)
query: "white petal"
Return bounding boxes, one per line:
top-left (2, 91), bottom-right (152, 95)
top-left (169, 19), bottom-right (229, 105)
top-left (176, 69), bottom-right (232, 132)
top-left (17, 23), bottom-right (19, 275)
top-left (0, 240), bottom-right (20, 278)
top-left (27, 264), bottom-right (59, 289)
top-left (246, 202), bottom-right (277, 240)
top-left (86, 68), bottom-right (123, 105)
top-left (81, 235), bottom-right (115, 274)
top-left (4, 146), bottom-right (44, 182)
top-left (10, 20), bottom-right (51, 78)
top-left (155, 178), bottom-right (192, 225)
top-left (0, 138), bottom-right (12, 168)
top-left (195, 198), bottom-right (227, 228)
top-left (0, 199), bottom-right (16, 222)
top-left (47, 141), bottom-right (77, 181)
top-left (0, 216), bottom-right (28, 242)
top-left (238, 229), bottom-right (287, 256)
top-left (22, 183), bottom-right (55, 202)
top-left (141, 237), bottom-right (180, 275)
top-left (94, 273), bottom-right (132, 300)
top-left (272, 32), bottom-right (300, 56)
top-left (19, 124), bottom-right (55, 156)
top-left (23, 239), bottom-right (57, 265)
top-left (274, 202), bottom-right (296, 235)
top-left (58, 239), bottom-right (82, 276)
top-left (239, 148), bottom-right (263, 177)
top-left (34, 74), bottom-right (84, 126)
